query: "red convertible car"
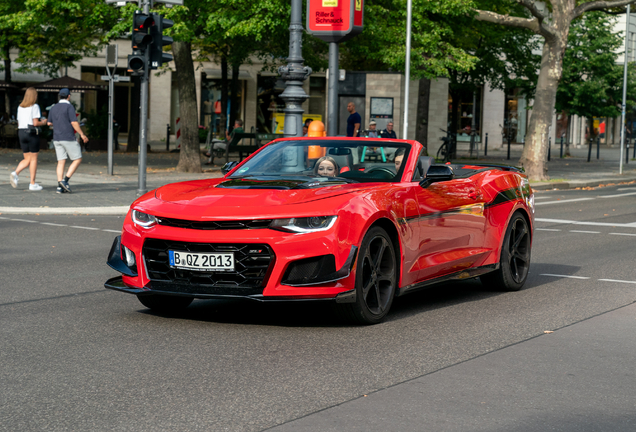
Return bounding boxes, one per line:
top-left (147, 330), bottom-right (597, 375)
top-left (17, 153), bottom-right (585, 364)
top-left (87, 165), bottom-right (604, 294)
top-left (105, 137), bottom-right (534, 324)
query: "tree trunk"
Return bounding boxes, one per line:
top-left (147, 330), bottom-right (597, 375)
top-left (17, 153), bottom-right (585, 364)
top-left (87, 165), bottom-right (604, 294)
top-left (3, 44), bottom-right (11, 114)
top-left (126, 75), bottom-right (140, 153)
top-left (173, 41), bottom-right (201, 173)
top-left (230, 61), bottom-right (240, 127)
top-left (415, 77), bottom-right (431, 154)
top-left (519, 34), bottom-right (569, 180)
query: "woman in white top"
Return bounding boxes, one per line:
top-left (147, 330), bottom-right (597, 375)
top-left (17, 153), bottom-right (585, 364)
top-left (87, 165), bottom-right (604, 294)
top-left (10, 87), bottom-right (48, 191)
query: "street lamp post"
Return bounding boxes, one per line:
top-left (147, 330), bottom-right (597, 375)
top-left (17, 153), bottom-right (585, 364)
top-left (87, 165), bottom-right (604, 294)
top-left (279, 0), bottom-right (312, 137)
top-left (620, 5), bottom-right (631, 175)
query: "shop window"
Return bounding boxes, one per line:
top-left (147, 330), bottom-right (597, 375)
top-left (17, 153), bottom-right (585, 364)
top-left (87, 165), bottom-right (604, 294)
top-left (257, 75), bottom-right (286, 134)
top-left (504, 90), bottom-right (527, 144)
top-left (201, 75), bottom-right (243, 134)
top-left (448, 88), bottom-right (481, 143)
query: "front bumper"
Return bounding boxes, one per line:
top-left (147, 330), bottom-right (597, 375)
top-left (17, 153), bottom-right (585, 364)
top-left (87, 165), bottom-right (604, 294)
top-left (105, 230), bottom-right (358, 303)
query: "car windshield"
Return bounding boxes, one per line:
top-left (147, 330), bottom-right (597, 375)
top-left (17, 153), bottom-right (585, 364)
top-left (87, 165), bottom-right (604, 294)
top-left (228, 140), bottom-right (411, 183)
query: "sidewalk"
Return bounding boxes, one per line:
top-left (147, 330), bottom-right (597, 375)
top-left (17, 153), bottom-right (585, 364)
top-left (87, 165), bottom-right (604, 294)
top-left (2, 141), bottom-right (636, 215)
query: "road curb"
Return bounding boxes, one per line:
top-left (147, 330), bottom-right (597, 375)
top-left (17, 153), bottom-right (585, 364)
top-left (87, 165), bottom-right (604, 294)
top-left (0, 206), bottom-right (130, 215)
top-left (531, 177), bottom-right (636, 191)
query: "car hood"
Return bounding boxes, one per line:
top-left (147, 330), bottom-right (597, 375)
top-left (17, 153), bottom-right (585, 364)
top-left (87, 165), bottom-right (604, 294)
top-left (146, 178), bottom-right (379, 218)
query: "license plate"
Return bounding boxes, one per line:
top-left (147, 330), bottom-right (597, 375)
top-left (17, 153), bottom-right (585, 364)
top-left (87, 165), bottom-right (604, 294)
top-left (168, 250), bottom-right (234, 272)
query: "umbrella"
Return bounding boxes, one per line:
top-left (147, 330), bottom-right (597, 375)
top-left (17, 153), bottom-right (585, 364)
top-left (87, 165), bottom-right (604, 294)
top-left (34, 75), bottom-right (103, 93)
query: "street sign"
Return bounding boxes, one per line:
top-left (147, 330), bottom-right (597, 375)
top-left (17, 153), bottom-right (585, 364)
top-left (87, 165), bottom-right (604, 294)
top-left (307, 0), bottom-right (364, 43)
top-left (100, 75), bottom-right (131, 82)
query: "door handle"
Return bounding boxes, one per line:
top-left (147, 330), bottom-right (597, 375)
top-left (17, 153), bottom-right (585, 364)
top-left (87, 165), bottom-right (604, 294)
top-left (469, 190), bottom-right (478, 200)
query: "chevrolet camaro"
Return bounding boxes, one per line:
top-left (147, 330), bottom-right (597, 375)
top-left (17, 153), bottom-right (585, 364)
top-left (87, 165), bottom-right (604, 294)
top-left (105, 137), bottom-right (534, 324)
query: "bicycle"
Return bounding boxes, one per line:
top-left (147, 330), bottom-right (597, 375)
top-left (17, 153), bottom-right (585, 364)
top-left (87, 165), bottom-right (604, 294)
top-left (436, 128), bottom-right (456, 162)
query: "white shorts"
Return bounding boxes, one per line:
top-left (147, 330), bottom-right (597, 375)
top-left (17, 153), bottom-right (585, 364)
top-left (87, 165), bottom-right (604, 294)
top-left (54, 140), bottom-right (82, 161)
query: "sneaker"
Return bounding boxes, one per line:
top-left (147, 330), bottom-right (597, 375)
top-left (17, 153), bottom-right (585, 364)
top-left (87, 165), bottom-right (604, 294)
top-left (59, 180), bottom-right (72, 193)
top-left (10, 172), bottom-right (18, 188)
top-left (56, 186), bottom-right (67, 194)
top-left (29, 183), bottom-right (43, 191)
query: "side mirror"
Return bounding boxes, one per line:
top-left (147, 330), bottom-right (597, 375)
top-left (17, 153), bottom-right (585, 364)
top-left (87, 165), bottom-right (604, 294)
top-left (419, 165), bottom-right (454, 188)
top-left (221, 161), bottom-right (239, 175)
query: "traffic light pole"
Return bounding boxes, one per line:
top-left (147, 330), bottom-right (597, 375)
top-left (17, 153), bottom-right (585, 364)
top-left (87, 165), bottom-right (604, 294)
top-left (137, 0), bottom-right (151, 195)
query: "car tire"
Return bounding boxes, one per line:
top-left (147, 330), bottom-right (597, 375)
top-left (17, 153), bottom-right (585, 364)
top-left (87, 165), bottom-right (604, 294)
top-left (137, 294), bottom-right (193, 312)
top-left (481, 211), bottom-right (531, 291)
top-left (337, 226), bottom-right (397, 325)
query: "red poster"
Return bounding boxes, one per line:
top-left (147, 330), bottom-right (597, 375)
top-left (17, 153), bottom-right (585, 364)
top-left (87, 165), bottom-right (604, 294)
top-left (308, 0), bottom-right (352, 33)
top-left (307, 0), bottom-right (363, 43)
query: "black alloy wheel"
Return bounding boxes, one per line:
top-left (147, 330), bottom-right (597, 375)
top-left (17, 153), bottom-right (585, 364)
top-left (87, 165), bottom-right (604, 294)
top-left (338, 226), bottom-right (397, 324)
top-left (137, 294), bottom-right (194, 313)
top-left (481, 212), bottom-right (531, 291)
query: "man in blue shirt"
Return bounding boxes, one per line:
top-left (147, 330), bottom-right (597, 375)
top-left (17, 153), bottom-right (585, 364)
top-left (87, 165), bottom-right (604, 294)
top-left (380, 121), bottom-right (397, 139)
top-left (47, 88), bottom-right (88, 193)
top-left (346, 102), bottom-right (361, 137)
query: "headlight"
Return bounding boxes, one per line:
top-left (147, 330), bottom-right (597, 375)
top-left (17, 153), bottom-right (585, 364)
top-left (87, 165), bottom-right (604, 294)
top-left (270, 216), bottom-right (337, 233)
top-left (132, 210), bottom-right (157, 228)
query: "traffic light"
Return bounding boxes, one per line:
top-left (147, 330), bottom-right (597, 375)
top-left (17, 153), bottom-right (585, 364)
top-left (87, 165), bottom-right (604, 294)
top-left (150, 14), bottom-right (174, 70)
top-left (127, 11), bottom-right (154, 76)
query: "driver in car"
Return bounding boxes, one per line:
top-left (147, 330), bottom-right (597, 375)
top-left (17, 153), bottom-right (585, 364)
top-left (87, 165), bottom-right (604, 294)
top-left (313, 156), bottom-right (339, 177)
top-left (394, 148), bottom-right (405, 171)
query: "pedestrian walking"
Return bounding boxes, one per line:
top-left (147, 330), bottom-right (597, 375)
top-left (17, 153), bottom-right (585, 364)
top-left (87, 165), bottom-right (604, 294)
top-left (346, 102), bottom-right (361, 137)
top-left (47, 88), bottom-right (88, 194)
top-left (10, 87), bottom-right (48, 191)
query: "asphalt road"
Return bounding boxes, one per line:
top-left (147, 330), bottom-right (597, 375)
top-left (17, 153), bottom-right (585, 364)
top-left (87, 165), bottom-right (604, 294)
top-left (1, 183), bottom-right (635, 431)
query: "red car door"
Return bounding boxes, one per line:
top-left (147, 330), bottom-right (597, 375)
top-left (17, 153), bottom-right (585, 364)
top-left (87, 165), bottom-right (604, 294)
top-left (414, 174), bottom-right (487, 281)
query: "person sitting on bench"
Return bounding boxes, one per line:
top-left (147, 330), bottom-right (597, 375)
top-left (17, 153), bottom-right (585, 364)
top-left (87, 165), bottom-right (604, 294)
top-left (206, 119), bottom-right (243, 165)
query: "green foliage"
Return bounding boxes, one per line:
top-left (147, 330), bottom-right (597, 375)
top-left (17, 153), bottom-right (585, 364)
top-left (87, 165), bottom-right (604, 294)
top-left (556, 11), bottom-right (633, 119)
top-left (0, 0), bottom-right (119, 77)
top-left (337, 0), bottom-right (476, 78)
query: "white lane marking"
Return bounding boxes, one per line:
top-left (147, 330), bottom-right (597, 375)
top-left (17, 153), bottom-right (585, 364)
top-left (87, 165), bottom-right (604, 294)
top-left (0, 217), bottom-right (119, 233)
top-left (617, 187), bottom-right (636, 191)
top-left (609, 232), bottom-right (636, 237)
top-left (536, 228), bottom-right (561, 231)
top-left (10, 218), bottom-right (38, 223)
top-left (569, 230), bottom-right (600, 234)
top-left (69, 226), bottom-right (100, 230)
top-left (534, 198), bottom-right (595, 206)
top-left (540, 274), bottom-right (590, 279)
top-left (103, 229), bottom-right (121, 233)
top-left (598, 191), bottom-right (636, 198)
top-left (535, 218), bottom-right (636, 228)
top-left (41, 223), bottom-right (68, 227)
top-left (533, 196), bottom-right (553, 200)
top-left (0, 216), bottom-right (10, 219)
top-left (598, 279), bottom-right (636, 284)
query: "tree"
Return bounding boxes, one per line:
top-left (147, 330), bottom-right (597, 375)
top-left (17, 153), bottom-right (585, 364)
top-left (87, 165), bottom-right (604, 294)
top-left (475, 0), bottom-right (635, 180)
top-left (331, 0), bottom-right (477, 150)
top-left (0, 0), bottom-right (117, 112)
top-left (556, 11), bottom-right (632, 155)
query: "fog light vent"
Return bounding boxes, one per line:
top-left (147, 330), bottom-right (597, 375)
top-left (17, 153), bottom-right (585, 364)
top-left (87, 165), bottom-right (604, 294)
top-left (282, 255), bottom-right (337, 285)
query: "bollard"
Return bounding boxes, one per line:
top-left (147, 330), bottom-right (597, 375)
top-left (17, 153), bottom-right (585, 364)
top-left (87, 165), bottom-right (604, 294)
top-left (627, 139), bottom-right (630, 164)
top-left (548, 137), bottom-right (551, 161)
top-left (633, 137), bottom-right (636, 159)
top-left (166, 124), bottom-right (171, 151)
top-left (596, 136), bottom-right (600, 159)
top-left (507, 136), bottom-right (511, 160)
top-left (485, 133), bottom-right (488, 156)
top-left (560, 136), bottom-right (564, 158)
top-left (587, 138), bottom-right (592, 162)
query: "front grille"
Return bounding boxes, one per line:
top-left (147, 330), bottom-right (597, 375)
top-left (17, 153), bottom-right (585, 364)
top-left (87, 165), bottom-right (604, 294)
top-left (156, 217), bottom-right (273, 230)
top-left (143, 239), bottom-right (275, 296)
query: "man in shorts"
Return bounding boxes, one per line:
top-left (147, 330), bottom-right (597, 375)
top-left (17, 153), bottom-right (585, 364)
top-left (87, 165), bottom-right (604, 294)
top-left (47, 88), bottom-right (88, 193)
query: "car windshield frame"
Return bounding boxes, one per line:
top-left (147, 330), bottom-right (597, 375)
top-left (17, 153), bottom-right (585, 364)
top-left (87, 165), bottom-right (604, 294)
top-left (228, 139), bottom-right (412, 184)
